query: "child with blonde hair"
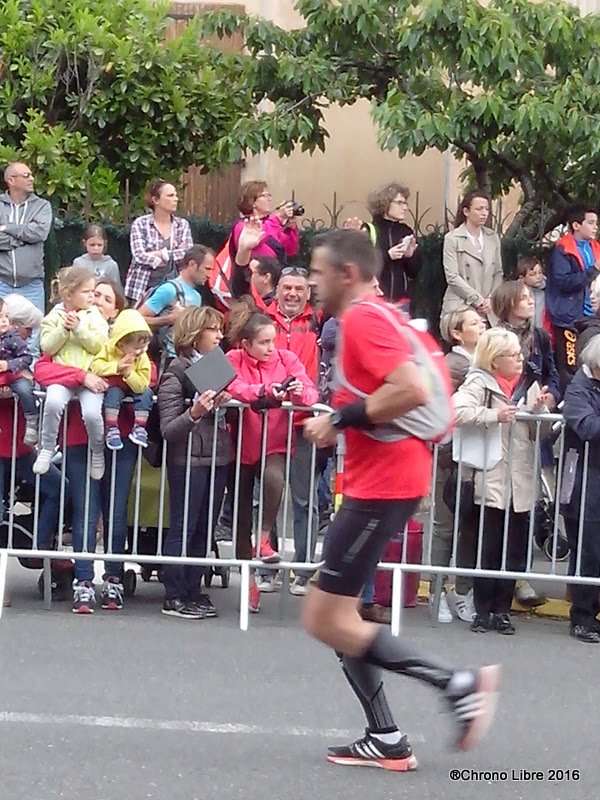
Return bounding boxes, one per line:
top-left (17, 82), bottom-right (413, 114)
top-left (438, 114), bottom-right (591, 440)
top-left (34, 266), bottom-right (108, 478)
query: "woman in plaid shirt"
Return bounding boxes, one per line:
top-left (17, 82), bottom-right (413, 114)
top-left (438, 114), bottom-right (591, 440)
top-left (125, 180), bottom-right (193, 305)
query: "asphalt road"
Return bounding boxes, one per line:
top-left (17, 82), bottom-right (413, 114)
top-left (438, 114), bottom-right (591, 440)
top-left (0, 559), bottom-right (595, 800)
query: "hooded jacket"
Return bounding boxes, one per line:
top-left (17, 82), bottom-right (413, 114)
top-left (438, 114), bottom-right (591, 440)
top-left (453, 368), bottom-right (544, 513)
top-left (91, 309), bottom-right (152, 394)
top-left (40, 304), bottom-right (108, 369)
top-left (546, 233), bottom-right (600, 328)
top-left (226, 347), bottom-right (318, 464)
top-left (0, 192), bottom-right (52, 286)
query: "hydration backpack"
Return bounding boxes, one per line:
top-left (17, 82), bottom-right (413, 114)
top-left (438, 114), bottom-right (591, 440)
top-left (334, 300), bottom-right (454, 444)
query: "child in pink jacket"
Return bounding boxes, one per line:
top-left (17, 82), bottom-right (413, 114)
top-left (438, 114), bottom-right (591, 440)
top-left (226, 301), bottom-right (318, 612)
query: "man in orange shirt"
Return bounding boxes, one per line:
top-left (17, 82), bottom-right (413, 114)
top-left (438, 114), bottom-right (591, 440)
top-left (304, 229), bottom-right (500, 771)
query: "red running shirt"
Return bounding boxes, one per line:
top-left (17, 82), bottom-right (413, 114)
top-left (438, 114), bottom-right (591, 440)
top-left (334, 300), bottom-right (432, 501)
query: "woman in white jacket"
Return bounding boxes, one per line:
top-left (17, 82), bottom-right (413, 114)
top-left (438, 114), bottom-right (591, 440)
top-left (453, 328), bottom-right (547, 635)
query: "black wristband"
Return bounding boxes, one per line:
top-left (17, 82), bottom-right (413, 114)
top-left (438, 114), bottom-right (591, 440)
top-left (332, 400), bottom-right (374, 430)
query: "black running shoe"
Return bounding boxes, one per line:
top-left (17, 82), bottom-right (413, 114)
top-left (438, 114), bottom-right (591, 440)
top-left (445, 665), bottom-right (501, 751)
top-left (470, 613), bottom-right (491, 633)
top-left (570, 624), bottom-right (600, 643)
top-left (492, 613), bottom-right (515, 635)
top-left (196, 594), bottom-right (218, 618)
top-left (162, 599), bottom-right (204, 619)
top-left (326, 730), bottom-right (418, 771)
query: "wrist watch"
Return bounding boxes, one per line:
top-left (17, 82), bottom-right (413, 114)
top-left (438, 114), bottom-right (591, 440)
top-left (329, 410), bottom-right (345, 430)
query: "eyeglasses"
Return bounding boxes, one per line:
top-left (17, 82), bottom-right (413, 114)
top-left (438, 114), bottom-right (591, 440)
top-left (390, 199), bottom-right (408, 206)
top-left (499, 352), bottom-right (524, 360)
top-left (257, 192), bottom-right (272, 198)
top-left (281, 267), bottom-right (308, 277)
top-left (13, 172), bottom-right (33, 179)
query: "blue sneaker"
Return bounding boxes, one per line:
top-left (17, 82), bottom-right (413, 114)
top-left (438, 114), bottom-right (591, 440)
top-left (129, 424), bottom-right (148, 448)
top-left (105, 426), bottom-right (123, 450)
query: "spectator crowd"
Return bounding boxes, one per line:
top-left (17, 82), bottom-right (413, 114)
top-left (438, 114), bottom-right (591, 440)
top-left (1, 160), bottom-right (599, 644)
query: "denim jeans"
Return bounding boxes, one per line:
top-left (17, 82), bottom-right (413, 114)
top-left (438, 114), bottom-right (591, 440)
top-left (102, 438), bottom-right (138, 579)
top-left (0, 278), bottom-right (44, 356)
top-left (162, 463), bottom-right (228, 602)
top-left (10, 376), bottom-right (38, 418)
top-left (104, 386), bottom-right (154, 415)
top-left (361, 577), bottom-right (375, 605)
top-left (0, 454), bottom-right (61, 549)
top-left (290, 431), bottom-right (319, 577)
top-left (64, 445), bottom-right (102, 582)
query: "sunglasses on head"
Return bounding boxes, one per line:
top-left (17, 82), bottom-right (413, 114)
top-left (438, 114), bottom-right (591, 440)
top-left (281, 267), bottom-right (308, 277)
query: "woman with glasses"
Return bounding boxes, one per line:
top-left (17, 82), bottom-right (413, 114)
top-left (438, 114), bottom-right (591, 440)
top-left (157, 306), bottom-right (233, 620)
top-left (453, 328), bottom-right (548, 635)
top-left (344, 182), bottom-right (420, 311)
top-left (230, 181), bottom-right (300, 276)
top-left (440, 191), bottom-right (503, 341)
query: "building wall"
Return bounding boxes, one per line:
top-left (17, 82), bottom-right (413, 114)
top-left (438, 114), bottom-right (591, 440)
top-left (180, 0), bottom-right (597, 226)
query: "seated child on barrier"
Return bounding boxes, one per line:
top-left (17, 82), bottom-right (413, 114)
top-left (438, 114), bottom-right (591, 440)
top-left (34, 266), bottom-right (109, 479)
top-left (90, 308), bottom-right (153, 450)
top-left (226, 299), bottom-right (318, 613)
top-left (0, 294), bottom-right (43, 446)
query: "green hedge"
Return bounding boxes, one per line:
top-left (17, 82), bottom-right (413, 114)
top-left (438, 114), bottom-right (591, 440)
top-left (45, 218), bottom-right (549, 332)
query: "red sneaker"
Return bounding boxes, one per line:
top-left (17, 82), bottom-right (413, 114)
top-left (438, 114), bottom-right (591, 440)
top-left (249, 582), bottom-right (261, 614)
top-left (259, 538), bottom-right (281, 564)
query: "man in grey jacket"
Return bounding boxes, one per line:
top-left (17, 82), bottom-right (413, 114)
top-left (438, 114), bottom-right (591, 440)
top-left (0, 163), bottom-right (52, 315)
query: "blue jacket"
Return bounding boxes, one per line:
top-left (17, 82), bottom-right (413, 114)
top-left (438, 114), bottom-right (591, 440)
top-left (546, 233), bottom-right (600, 328)
top-left (0, 328), bottom-right (32, 373)
top-left (561, 366), bottom-right (600, 520)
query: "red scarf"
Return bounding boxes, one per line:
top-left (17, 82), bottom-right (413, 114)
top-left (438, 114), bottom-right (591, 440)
top-left (493, 372), bottom-right (520, 399)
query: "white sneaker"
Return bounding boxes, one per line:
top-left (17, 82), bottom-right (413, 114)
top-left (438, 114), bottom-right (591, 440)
top-left (256, 574), bottom-right (276, 593)
top-left (90, 451), bottom-right (105, 481)
top-left (290, 576), bottom-right (309, 596)
top-left (448, 588), bottom-right (476, 622)
top-left (515, 580), bottom-right (545, 607)
top-left (33, 449), bottom-right (53, 475)
top-left (429, 591), bottom-right (453, 623)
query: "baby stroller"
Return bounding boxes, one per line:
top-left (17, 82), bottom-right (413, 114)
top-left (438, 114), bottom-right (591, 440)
top-left (0, 476), bottom-right (75, 600)
top-left (533, 472), bottom-right (570, 562)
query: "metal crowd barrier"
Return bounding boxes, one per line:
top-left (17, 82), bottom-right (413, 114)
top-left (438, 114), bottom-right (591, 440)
top-left (0, 397), bottom-right (596, 634)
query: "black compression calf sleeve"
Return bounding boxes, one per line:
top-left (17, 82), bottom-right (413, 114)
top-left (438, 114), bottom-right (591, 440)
top-left (364, 627), bottom-right (454, 691)
top-left (339, 653), bottom-right (397, 733)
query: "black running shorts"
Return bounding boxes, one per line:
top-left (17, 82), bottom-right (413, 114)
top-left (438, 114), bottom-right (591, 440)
top-left (317, 497), bottom-right (420, 597)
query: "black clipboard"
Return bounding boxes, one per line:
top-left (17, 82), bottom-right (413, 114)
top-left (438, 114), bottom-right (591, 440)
top-left (184, 348), bottom-right (237, 396)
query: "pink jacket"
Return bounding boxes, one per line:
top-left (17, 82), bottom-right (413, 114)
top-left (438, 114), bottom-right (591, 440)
top-left (226, 348), bottom-right (318, 464)
top-left (231, 215), bottom-right (299, 263)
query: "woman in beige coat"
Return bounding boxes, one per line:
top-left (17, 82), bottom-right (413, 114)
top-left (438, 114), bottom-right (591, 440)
top-left (453, 328), bottom-right (547, 635)
top-left (440, 191), bottom-right (503, 341)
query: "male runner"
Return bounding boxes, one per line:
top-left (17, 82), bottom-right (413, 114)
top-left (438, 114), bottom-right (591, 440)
top-left (303, 229), bottom-right (499, 771)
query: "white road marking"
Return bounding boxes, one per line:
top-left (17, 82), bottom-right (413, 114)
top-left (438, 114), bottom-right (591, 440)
top-left (0, 711), bottom-right (424, 741)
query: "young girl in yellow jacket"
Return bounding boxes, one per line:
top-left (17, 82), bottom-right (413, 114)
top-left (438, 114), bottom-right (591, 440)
top-left (90, 308), bottom-right (153, 450)
top-left (34, 266), bottom-right (108, 479)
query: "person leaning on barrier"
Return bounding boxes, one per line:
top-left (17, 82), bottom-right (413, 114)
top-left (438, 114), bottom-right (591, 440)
top-left (157, 306), bottom-right (233, 621)
top-left (225, 299), bottom-right (319, 613)
top-left (453, 328), bottom-right (549, 636)
top-left (560, 337), bottom-right (600, 643)
top-left (431, 308), bottom-right (486, 624)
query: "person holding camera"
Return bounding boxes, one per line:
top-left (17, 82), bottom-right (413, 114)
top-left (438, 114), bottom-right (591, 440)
top-left (230, 182), bottom-right (300, 275)
top-left (225, 299), bottom-right (318, 613)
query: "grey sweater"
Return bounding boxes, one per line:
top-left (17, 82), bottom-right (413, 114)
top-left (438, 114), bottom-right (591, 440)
top-left (0, 192), bottom-right (52, 286)
top-left (72, 253), bottom-right (122, 287)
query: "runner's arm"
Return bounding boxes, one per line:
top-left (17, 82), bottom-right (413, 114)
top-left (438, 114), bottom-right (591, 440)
top-left (364, 361), bottom-right (429, 423)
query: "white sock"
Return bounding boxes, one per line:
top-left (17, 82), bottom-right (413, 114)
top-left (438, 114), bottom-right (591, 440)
top-left (370, 729), bottom-right (402, 745)
top-left (447, 670), bottom-right (474, 694)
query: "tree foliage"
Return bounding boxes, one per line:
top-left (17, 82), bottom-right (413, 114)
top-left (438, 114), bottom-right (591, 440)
top-left (0, 0), bottom-right (254, 217)
top-left (199, 0), bottom-right (600, 236)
